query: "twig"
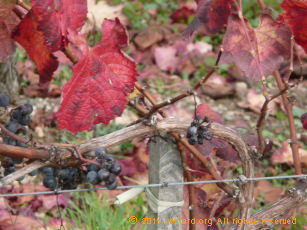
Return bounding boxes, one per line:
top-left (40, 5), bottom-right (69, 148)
top-left (128, 101), bottom-right (147, 116)
top-left (142, 91), bottom-right (194, 120)
top-left (256, 88), bottom-right (289, 154)
top-left (207, 193), bottom-right (224, 230)
top-left (1, 118), bottom-right (251, 189)
top-left (193, 49), bottom-right (222, 90)
top-left (17, 0), bottom-right (31, 11)
top-left (172, 132), bottom-right (236, 197)
top-left (63, 46), bottom-right (79, 65)
top-left (229, 179), bottom-right (307, 230)
top-left (284, 36), bottom-right (294, 83)
top-left (0, 143), bottom-right (48, 160)
top-left (273, 70), bottom-right (301, 175)
top-left (54, 143), bottom-right (101, 168)
top-left (0, 124), bottom-right (29, 145)
top-left (132, 84), bottom-right (236, 197)
top-left (178, 142), bottom-right (196, 230)
top-left (13, 6), bottom-right (26, 18)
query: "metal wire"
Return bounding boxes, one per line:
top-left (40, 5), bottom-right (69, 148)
top-left (1, 174), bottom-right (306, 197)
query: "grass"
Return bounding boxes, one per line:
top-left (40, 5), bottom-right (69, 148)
top-left (63, 191), bottom-right (146, 230)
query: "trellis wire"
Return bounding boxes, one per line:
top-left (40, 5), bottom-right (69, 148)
top-left (1, 174), bottom-right (306, 197)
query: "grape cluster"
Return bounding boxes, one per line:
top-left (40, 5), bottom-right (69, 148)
top-left (41, 166), bottom-right (84, 190)
top-left (0, 94), bottom-right (11, 107)
top-left (41, 146), bottom-right (121, 190)
top-left (86, 146), bottom-right (121, 189)
top-left (1, 94), bottom-right (34, 180)
top-left (1, 95), bottom-right (121, 190)
top-left (187, 115), bottom-right (212, 145)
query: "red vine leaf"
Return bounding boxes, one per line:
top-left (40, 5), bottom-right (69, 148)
top-left (280, 0), bottom-right (307, 53)
top-left (12, 11), bottom-right (59, 85)
top-left (183, 0), bottom-right (233, 38)
top-left (30, 0), bottom-right (87, 51)
top-left (301, 112), bottom-right (307, 130)
top-left (196, 102), bottom-right (223, 124)
top-left (220, 10), bottom-right (292, 81)
top-left (55, 18), bottom-right (137, 134)
top-left (171, 7), bottom-right (194, 23)
top-left (0, 0), bottom-right (20, 61)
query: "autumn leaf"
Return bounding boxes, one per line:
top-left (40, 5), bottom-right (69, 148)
top-left (301, 112), bottom-right (307, 130)
top-left (195, 103), bottom-right (240, 161)
top-left (271, 141), bottom-right (307, 166)
top-left (171, 6), bottom-right (195, 23)
top-left (196, 102), bottom-right (223, 124)
top-left (183, 0), bottom-right (233, 38)
top-left (220, 10), bottom-right (292, 81)
top-left (12, 11), bottom-right (59, 85)
top-left (0, 0), bottom-right (20, 61)
top-left (30, 0), bottom-right (87, 51)
top-left (280, 0), bottom-right (307, 53)
top-left (55, 18), bottom-right (137, 134)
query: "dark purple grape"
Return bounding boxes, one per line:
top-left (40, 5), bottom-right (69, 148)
top-left (86, 163), bottom-right (100, 172)
top-left (197, 136), bottom-right (204, 145)
top-left (20, 104), bottom-right (33, 115)
top-left (95, 146), bottom-right (108, 159)
top-left (16, 141), bottom-right (27, 148)
top-left (0, 94), bottom-right (10, 107)
top-left (12, 110), bottom-right (22, 123)
top-left (3, 137), bottom-right (10, 145)
top-left (59, 168), bottom-right (70, 180)
top-left (106, 180), bottom-right (118, 190)
top-left (69, 167), bottom-right (79, 180)
top-left (106, 173), bottom-right (116, 184)
top-left (3, 137), bottom-right (16, 146)
top-left (102, 155), bottom-right (116, 170)
top-left (29, 169), bottom-right (38, 176)
top-left (203, 132), bottom-right (213, 141)
top-left (4, 157), bottom-right (15, 167)
top-left (187, 126), bottom-right (197, 138)
top-left (43, 176), bottom-right (57, 189)
top-left (63, 182), bottom-right (78, 190)
top-left (17, 176), bottom-right (25, 181)
top-left (41, 167), bottom-right (54, 176)
top-left (97, 169), bottom-right (110, 181)
top-left (12, 158), bottom-right (22, 164)
top-left (4, 166), bottom-right (16, 176)
top-left (5, 120), bottom-right (20, 133)
top-left (19, 114), bottom-right (30, 126)
top-left (87, 171), bottom-right (99, 185)
top-left (110, 163), bottom-right (121, 176)
top-left (203, 116), bottom-right (209, 123)
top-left (198, 125), bottom-right (212, 141)
top-left (188, 135), bottom-right (197, 145)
